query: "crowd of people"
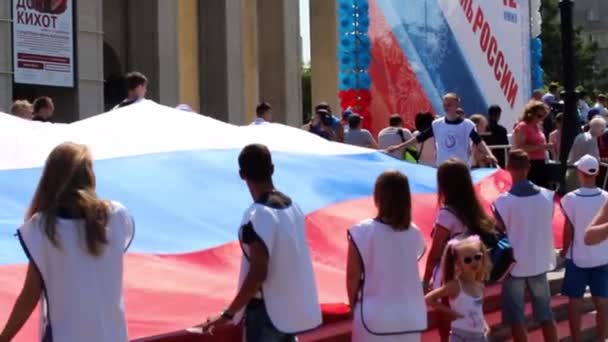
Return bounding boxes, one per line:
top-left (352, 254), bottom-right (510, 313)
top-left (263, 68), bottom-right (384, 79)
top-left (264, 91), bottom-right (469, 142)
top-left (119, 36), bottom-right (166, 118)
top-left (5, 77), bottom-right (608, 342)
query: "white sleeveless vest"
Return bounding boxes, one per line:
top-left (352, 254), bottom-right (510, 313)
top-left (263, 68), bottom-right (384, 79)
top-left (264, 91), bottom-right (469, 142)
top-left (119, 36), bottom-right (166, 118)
top-left (432, 117), bottom-right (476, 166)
top-left (561, 187), bottom-right (608, 268)
top-left (236, 202), bottom-right (322, 333)
top-left (18, 201), bottom-right (134, 342)
top-left (493, 189), bottom-right (556, 277)
top-left (349, 219), bottom-right (427, 335)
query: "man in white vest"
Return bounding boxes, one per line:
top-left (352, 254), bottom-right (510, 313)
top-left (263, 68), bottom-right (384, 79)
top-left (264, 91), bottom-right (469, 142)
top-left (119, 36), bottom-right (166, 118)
top-left (200, 144), bottom-right (322, 341)
top-left (386, 93), bottom-right (497, 167)
top-left (560, 154), bottom-right (608, 341)
top-left (493, 149), bottom-right (558, 342)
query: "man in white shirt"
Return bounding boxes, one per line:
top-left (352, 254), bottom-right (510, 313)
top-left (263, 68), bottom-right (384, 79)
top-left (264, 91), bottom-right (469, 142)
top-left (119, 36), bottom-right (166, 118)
top-left (387, 93), bottom-right (497, 167)
top-left (560, 154), bottom-right (608, 342)
top-left (493, 149), bottom-right (558, 342)
top-left (378, 114), bottom-right (414, 160)
top-left (251, 102), bottom-right (272, 125)
top-left (199, 144), bottom-right (322, 341)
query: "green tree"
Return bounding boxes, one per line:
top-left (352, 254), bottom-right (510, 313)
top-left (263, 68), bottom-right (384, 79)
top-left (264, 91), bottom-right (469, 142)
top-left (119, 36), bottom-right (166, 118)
top-left (540, 0), bottom-right (608, 94)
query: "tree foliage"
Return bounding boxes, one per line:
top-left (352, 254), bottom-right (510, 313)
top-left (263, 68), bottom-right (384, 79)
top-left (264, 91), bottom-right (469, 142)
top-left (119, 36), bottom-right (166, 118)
top-left (540, 0), bottom-right (608, 94)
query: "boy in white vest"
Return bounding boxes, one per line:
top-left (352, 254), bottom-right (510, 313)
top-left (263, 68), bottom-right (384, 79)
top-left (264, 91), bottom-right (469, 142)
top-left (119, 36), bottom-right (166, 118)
top-left (386, 93), bottom-right (497, 166)
top-left (199, 144), bottom-right (322, 341)
top-left (493, 149), bottom-right (558, 342)
top-left (560, 154), bottom-right (608, 341)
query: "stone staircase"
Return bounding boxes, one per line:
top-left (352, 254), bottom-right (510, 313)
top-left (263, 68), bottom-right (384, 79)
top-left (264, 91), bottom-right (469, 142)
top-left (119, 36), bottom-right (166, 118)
top-left (299, 270), bottom-right (600, 342)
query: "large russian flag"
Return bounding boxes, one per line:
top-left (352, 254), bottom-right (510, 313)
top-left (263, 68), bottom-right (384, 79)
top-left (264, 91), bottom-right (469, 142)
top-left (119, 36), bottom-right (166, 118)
top-left (0, 101), bottom-right (561, 341)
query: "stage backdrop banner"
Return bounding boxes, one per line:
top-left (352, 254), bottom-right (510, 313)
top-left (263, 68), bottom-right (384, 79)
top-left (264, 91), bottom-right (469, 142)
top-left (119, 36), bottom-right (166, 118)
top-left (12, 0), bottom-right (74, 87)
top-left (368, 0), bottom-right (531, 134)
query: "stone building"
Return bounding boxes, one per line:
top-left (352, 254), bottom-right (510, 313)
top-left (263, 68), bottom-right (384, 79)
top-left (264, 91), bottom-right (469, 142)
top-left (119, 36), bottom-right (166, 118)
top-left (0, 0), bottom-right (315, 126)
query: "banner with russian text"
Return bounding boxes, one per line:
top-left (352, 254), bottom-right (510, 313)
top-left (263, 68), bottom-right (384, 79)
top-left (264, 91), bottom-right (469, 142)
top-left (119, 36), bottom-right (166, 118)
top-left (368, 0), bottom-right (530, 133)
top-left (12, 0), bottom-right (74, 87)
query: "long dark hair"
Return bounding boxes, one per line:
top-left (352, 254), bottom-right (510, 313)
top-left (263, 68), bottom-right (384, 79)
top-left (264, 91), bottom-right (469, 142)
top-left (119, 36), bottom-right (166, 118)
top-left (374, 170), bottom-right (412, 231)
top-left (437, 159), bottom-right (494, 234)
top-left (26, 142), bottom-right (109, 256)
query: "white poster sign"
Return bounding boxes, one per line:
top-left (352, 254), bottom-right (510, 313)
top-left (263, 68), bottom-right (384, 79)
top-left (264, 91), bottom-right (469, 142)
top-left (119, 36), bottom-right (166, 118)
top-left (12, 0), bottom-right (74, 87)
top-left (438, 0), bottom-right (531, 130)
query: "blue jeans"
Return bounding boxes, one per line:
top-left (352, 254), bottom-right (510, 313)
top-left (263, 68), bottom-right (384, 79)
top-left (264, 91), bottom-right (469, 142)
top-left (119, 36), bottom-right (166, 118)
top-left (245, 299), bottom-right (296, 342)
top-left (501, 273), bottom-right (554, 325)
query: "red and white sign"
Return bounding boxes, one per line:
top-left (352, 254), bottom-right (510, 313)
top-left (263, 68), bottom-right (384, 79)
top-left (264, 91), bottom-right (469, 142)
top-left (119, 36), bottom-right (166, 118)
top-left (12, 0), bottom-right (74, 87)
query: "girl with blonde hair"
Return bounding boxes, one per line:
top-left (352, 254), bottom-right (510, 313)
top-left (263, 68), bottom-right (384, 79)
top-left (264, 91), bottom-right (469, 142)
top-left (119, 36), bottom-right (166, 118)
top-left (426, 236), bottom-right (491, 342)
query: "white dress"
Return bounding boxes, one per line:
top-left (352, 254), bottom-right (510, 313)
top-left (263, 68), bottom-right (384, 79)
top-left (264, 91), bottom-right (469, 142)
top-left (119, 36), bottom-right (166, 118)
top-left (349, 219), bottom-right (427, 342)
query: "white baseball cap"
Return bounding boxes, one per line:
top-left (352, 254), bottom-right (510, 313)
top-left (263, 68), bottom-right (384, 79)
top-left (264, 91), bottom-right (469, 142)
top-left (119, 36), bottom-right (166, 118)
top-left (574, 154), bottom-right (600, 176)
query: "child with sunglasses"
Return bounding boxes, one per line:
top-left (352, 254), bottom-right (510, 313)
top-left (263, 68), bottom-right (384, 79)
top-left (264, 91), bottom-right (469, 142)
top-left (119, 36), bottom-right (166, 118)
top-left (426, 236), bottom-right (491, 342)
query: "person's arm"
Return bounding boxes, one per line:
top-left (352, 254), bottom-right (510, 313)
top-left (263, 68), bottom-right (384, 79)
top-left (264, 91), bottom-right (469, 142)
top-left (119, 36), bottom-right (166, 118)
top-left (560, 218), bottom-right (573, 258)
top-left (346, 239), bottom-right (362, 314)
top-left (199, 216), bottom-right (273, 333)
top-left (0, 263), bottom-right (42, 341)
top-left (470, 130), bottom-right (497, 164)
top-left (586, 202), bottom-right (608, 245)
top-left (367, 131), bottom-right (379, 149)
top-left (225, 240), bottom-right (268, 314)
top-left (512, 129), bottom-right (552, 153)
top-left (387, 128), bottom-right (432, 152)
top-left (199, 240), bottom-right (268, 333)
top-left (423, 226), bottom-right (450, 291)
top-left (424, 280), bottom-right (463, 320)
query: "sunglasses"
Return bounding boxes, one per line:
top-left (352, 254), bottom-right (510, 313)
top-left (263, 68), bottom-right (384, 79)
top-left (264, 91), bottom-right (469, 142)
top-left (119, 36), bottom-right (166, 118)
top-left (463, 253), bottom-right (483, 265)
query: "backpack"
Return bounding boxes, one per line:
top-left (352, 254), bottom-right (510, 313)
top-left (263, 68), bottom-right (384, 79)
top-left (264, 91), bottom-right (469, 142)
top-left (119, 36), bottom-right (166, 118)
top-left (474, 229), bottom-right (516, 284)
top-left (443, 207), bottom-right (515, 283)
top-left (396, 129), bottom-right (419, 162)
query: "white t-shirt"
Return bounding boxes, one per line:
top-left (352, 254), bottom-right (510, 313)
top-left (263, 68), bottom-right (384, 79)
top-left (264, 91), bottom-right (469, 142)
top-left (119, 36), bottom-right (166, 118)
top-left (250, 117), bottom-right (267, 125)
top-left (561, 187), bottom-right (608, 268)
top-left (378, 127), bottom-right (412, 159)
top-left (432, 208), bottom-right (466, 288)
top-left (349, 219), bottom-right (427, 337)
top-left (236, 193), bottom-right (322, 333)
top-left (493, 189), bottom-right (556, 277)
top-left (432, 117), bottom-right (476, 166)
top-left (18, 201), bottom-right (134, 342)
top-left (435, 208), bottom-right (467, 238)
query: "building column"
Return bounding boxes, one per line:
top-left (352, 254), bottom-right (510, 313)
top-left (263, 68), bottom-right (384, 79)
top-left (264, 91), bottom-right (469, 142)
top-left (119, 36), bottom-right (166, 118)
top-left (199, 0), bottom-right (247, 124)
top-left (257, 0), bottom-right (302, 126)
top-left (310, 0), bottom-right (339, 114)
top-left (242, 0), bottom-right (259, 124)
top-left (127, 0), bottom-right (160, 102)
top-left (0, 1), bottom-right (12, 111)
top-left (126, 1), bottom-right (199, 110)
top-left (77, 0), bottom-right (105, 119)
top-left (177, 0), bottom-right (200, 112)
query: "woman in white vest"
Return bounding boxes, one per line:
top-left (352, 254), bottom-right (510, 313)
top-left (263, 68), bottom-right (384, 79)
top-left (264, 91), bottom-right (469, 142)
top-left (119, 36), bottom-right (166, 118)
top-left (347, 170), bottom-right (427, 341)
top-left (422, 158), bottom-right (496, 342)
top-left (0, 142), bottom-right (134, 342)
